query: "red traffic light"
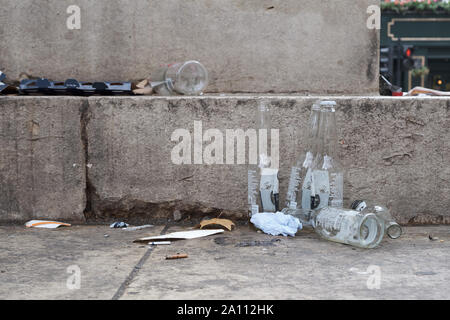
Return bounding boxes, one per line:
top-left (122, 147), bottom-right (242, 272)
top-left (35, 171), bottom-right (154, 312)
top-left (402, 46), bottom-right (414, 58)
top-left (405, 48), bottom-right (412, 58)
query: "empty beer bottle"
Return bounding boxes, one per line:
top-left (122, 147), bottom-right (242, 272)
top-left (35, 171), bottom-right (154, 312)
top-left (351, 200), bottom-right (402, 239)
top-left (151, 61), bottom-right (208, 95)
top-left (311, 101), bottom-right (344, 210)
top-left (284, 207), bottom-right (385, 249)
top-left (248, 101), bottom-right (279, 215)
top-left (257, 101), bottom-right (279, 213)
top-left (285, 101), bottom-right (321, 210)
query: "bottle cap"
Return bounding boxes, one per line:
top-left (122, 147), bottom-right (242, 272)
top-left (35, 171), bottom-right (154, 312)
top-left (320, 101), bottom-right (336, 112)
top-left (351, 200), bottom-right (364, 210)
top-left (320, 100), bottom-right (337, 106)
top-left (311, 102), bottom-right (321, 111)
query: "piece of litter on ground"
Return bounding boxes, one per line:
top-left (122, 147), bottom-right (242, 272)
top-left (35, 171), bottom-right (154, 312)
top-left (133, 79), bottom-right (153, 95)
top-left (173, 210), bottom-right (182, 221)
top-left (148, 241), bottom-right (171, 246)
top-left (199, 218), bottom-right (235, 231)
top-left (250, 212), bottom-right (302, 237)
top-left (235, 239), bottom-right (281, 247)
top-left (25, 220), bottom-right (71, 229)
top-left (104, 234), bottom-right (109, 238)
top-left (110, 222), bottom-right (129, 229)
top-left (122, 224), bottom-right (154, 231)
top-left (134, 229), bottom-right (224, 243)
top-left (166, 253), bottom-right (188, 260)
top-left (415, 271), bottom-right (437, 276)
top-left (428, 235), bottom-right (439, 241)
top-left (214, 237), bottom-right (233, 246)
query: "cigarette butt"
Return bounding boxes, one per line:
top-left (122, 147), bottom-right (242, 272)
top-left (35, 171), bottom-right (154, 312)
top-left (165, 253), bottom-right (188, 260)
top-left (148, 241), bottom-right (171, 245)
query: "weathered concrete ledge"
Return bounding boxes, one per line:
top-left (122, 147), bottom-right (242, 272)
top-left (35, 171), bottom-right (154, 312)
top-left (0, 0), bottom-right (379, 94)
top-left (1, 96), bottom-right (449, 224)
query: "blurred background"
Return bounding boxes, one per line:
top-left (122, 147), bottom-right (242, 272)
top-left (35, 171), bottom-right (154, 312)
top-left (380, 0), bottom-right (450, 91)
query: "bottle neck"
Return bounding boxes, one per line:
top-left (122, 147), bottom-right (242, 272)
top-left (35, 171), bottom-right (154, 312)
top-left (257, 102), bottom-right (271, 130)
top-left (297, 106), bottom-right (320, 168)
top-left (305, 106), bottom-right (321, 151)
top-left (315, 108), bottom-right (339, 169)
top-left (257, 102), bottom-right (272, 169)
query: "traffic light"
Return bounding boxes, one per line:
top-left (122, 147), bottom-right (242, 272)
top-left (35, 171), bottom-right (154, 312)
top-left (402, 45), bottom-right (415, 70)
top-left (434, 76), bottom-right (444, 89)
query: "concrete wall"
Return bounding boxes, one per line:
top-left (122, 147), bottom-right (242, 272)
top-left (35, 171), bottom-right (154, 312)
top-left (0, 0), bottom-right (379, 94)
top-left (1, 96), bottom-right (449, 225)
top-left (85, 96), bottom-right (450, 225)
top-left (0, 97), bottom-right (86, 223)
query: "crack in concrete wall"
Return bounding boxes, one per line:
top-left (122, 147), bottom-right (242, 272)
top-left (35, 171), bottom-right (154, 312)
top-left (80, 100), bottom-right (91, 222)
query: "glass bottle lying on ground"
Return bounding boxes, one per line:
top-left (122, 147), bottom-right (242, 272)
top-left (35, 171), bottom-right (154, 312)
top-left (283, 207), bottom-right (385, 249)
top-left (351, 200), bottom-right (402, 239)
top-left (150, 60), bottom-right (209, 95)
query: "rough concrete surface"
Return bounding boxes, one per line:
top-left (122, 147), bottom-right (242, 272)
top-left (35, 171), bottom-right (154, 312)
top-left (0, 0), bottom-right (379, 94)
top-left (0, 225), bottom-right (165, 299)
top-left (0, 96), bottom-right (449, 224)
top-left (0, 97), bottom-right (86, 223)
top-left (86, 96), bottom-right (450, 225)
top-left (0, 224), bottom-right (450, 300)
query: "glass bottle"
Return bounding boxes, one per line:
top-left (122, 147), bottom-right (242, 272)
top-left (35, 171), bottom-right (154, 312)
top-left (285, 207), bottom-right (385, 249)
top-left (257, 101), bottom-right (279, 213)
top-left (311, 101), bottom-right (344, 210)
top-left (248, 101), bottom-right (279, 215)
top-left (151, 60), bottom-right (208, 95)
top-left (285, 101), bottom-right (321, 210)
top-left (248, 164), bottom-right (259, 217)
top-left (351, 200), bottom-right (402, 239)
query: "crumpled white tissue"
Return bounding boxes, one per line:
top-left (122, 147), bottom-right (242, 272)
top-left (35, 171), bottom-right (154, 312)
top-left (250, 212), bottom-right (302, 237)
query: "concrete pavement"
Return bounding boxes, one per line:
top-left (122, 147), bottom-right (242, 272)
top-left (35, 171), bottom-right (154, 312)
top-left (1, 223), bottom-right (449, 300)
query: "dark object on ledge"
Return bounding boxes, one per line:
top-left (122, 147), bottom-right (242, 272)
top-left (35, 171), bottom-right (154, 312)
top-left (0, 71), bottom-right (19, 94)
top-left (19, 78), bottom-right (132, 95)
top-left (380, 75), bottom-right (403, 96)
top-left (0, 72), bottom-right (6, 92)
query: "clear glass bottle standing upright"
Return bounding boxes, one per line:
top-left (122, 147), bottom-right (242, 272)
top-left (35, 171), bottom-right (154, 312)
top-left (311, 101), bottom-right (344, 210)
top-left (248, 101), bottom-right (279, 216)
top-left (285, 102), bottom-right (321, 211)
top-left (351, 200), bottom-right (402, 239)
